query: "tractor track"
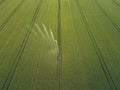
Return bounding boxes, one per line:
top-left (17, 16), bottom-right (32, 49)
top-left (1, 0), bottom-right (43, 90)
top-left (29, 43), bottom-right (45, 90)
top-left (30, 1), bottom-right (51, 90)
top-left (0, 0), bottom-right (25, 31)
top-left (76, 0), bottom-right (117, 90)
top-left (111, 0), bottom-right (120, 7)
top-left (94, 0), bottom-right (120, 32)
top-left (57, 0), bottom-right (62, 90)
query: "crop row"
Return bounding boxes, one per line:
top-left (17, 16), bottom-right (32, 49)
top-left (1, 0), bottom-right (43, 90)
top-left (0, 0), bottom-right (25, 32)
top-left (94, 0), bottom-right (120, 32)
top-left (76, 0), bottom-right (117, 89)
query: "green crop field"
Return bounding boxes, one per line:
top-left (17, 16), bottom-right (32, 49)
top-left (0, 0), bottom-right (120, 90)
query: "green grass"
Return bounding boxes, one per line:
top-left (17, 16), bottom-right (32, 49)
top-left (0, 0), bottom-right (120, 90)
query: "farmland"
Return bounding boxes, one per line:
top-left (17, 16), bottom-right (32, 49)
top-left (0, 0), bottom-right (120, 90)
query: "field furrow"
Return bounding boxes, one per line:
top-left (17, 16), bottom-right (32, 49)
top-left (0, 0), bottom-right (120, 90)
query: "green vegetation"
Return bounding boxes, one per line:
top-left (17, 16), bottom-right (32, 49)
top-left (0, 0), bottom-right (120, 90)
